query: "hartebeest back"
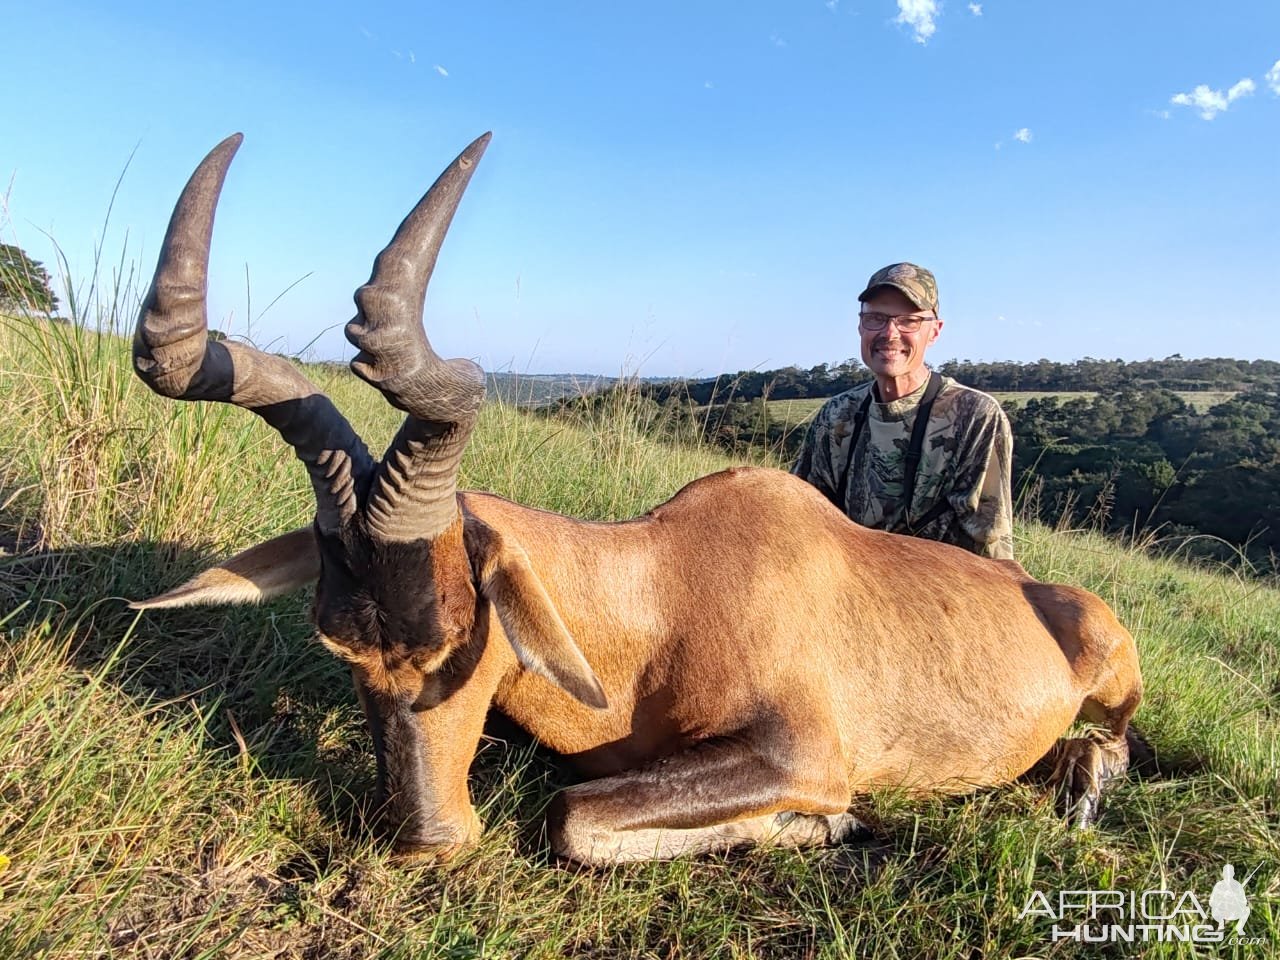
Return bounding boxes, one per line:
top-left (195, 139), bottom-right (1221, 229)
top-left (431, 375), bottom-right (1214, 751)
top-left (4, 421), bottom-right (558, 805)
top-left (131, 134), bottom-right (1142, 864)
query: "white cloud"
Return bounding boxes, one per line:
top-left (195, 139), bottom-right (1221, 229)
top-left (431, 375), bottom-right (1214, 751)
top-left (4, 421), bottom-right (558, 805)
top-left (434, 64), bottom-right (449, 77)
top-left (1170, 77), bottom-right (1254, 119)
top-left (1172, 87), bottom-right (1225, 118)
top-left (1267, 60), bottom-right (1280, 95)
top-left (770, 33), bottom-right (788, 48)
top-left (704, 80), bottom-right (715, 89)
top-left (408, 51), bottom-right (416, 64)
top-left (825, 0), bottom-right (839, 11)
top-left (1227, 77), bottom-right (1256, 101)
top-left (995, 128), bottom-right (1031, 150)
top-left (897, 0), bottom-right (939, 44)
top-left (968, 3), bottom-right (983, 15)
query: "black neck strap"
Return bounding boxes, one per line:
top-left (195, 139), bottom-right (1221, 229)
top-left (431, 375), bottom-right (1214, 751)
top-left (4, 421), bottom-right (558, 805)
top-left (900, 370), bottom-right (945, 519)
top-left (837, 370), bottom-right (944, 524)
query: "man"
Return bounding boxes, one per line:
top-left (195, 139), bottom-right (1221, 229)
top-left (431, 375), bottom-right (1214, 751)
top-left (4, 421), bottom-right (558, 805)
top-left (792, 262), bottom-right (1014, 559)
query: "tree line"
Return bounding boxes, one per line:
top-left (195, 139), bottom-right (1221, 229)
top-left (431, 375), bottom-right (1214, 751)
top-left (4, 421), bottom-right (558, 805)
top-left (642, 355), bottom-right (1280, 407)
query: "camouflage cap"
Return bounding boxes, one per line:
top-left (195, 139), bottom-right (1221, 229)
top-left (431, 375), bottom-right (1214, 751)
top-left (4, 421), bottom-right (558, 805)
top-left (857, 262), bottom-right (939, 314)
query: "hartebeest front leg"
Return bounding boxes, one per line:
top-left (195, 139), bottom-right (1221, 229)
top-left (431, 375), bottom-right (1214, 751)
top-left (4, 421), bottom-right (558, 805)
top-left (547, 728), bottom-right (857, 865)
top-left (335, 602), bottom-right (512, 861)
top-left (353, 675), bottom-right (488, 857)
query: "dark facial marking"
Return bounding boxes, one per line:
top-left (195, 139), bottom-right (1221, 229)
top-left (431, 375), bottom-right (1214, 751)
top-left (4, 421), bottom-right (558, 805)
top-left (312, 521), bottom-right (483, 701)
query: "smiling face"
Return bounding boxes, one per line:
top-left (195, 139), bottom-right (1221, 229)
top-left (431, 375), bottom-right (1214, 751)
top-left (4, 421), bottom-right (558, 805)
top-left (858, 286), bottom-right (943, 393)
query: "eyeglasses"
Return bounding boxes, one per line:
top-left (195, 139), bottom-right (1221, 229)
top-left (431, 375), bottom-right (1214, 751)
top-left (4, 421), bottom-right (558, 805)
top-left (859, 312), bottom-right (936, 333)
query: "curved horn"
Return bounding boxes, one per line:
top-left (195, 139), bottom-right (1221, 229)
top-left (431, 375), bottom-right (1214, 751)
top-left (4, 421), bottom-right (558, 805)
top-left (345, 133), bottom-right (492, 542)
top-left (134, 134), bottom-right (375, 535)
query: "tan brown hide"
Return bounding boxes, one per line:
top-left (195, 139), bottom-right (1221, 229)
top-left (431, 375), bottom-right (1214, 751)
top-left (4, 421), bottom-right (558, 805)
top-left (466, 469), bottom-right (1122, 786)
top-left (130, 132), bottom-right (1142, 865)
top-left (461, 470), bottom-right (1140, 856)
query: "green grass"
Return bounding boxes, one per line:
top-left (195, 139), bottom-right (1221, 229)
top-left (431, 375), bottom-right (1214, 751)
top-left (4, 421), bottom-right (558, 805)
top-left (765, 390), bottom-right (1237, 431)
top-left (1, 306), bottom-right (1278, 959)
top-left (989, 390), bottom-right (1098, 407)
top-left (990, 390), bottom-right (1237, 414)
top-left (1169, 390), bottom-right (1238, 413)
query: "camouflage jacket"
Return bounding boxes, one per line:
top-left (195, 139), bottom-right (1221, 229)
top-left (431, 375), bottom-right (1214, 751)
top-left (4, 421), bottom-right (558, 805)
top-left (791, 373), bottom-right (1015, 559)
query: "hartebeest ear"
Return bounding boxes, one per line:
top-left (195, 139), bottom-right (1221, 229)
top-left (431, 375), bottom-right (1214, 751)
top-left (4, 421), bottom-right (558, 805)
top-left (129, 527), bottom-right (320, 609)
top-left (465, 520), bottom-right (608, 710)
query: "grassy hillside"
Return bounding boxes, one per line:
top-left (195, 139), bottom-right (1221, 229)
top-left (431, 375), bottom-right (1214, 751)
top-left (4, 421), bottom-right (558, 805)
top-left (1, 315), bottom-right (1277, 959)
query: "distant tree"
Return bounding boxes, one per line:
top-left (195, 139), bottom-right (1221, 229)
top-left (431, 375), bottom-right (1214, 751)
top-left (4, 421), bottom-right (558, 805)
top-left (0, 244), bottom-right (59, 314)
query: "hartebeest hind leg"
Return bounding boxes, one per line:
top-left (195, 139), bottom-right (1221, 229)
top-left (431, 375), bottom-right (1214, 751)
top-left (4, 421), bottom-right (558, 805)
top-left (548, 729), bottom-right (857, 865)
top-left (1030, 584), bottom-right (1144, 828)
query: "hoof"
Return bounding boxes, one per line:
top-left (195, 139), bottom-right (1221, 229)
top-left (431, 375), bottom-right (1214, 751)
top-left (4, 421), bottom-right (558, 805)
top-left (1047, 731), bottom-right (1129, 829)
top-left (775, 810), bottom-right (866, 845)
top-left (821, 811), bottom-right (867, 844)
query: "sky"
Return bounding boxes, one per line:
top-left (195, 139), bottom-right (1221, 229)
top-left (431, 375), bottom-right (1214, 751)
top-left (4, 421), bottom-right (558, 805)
top-left (4, 1), bottom-right (1279, 377)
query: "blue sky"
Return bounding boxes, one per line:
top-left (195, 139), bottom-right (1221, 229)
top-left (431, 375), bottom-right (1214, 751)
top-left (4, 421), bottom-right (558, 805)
top-left (5, 2), bottom-right (1278, 376)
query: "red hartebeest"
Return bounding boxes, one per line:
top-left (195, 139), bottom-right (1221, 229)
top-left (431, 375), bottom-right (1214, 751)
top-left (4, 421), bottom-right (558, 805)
top-left (131, 134), bottom-right (1142, 864)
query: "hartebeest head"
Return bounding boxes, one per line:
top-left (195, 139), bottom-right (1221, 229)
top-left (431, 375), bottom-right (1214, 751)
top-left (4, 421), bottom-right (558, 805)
top-left (132, 134), bottom-right (606, 852)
